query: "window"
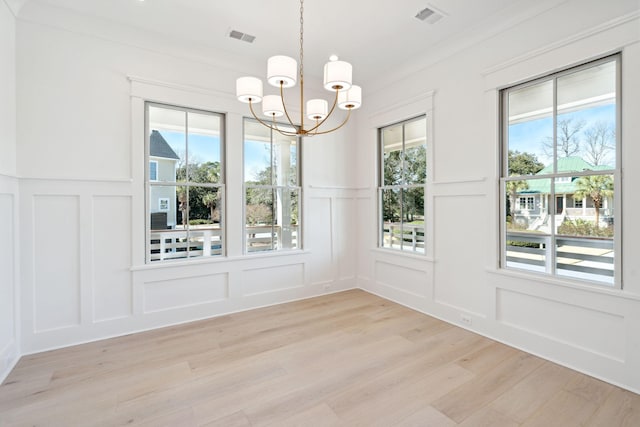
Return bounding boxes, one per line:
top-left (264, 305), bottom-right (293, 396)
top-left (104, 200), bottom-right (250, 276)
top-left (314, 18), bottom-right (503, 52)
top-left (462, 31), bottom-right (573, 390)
top-left (518, 196), bottom-right (535, 211)
top-left (379, 116), bottom-right (427, 253)
top-left (501, 55), bottom-right (620, 286)
top-left (146, 103), bottom-right (225, 262)
top-left (149, 160), bottom-right (158, 181)
top-left (158, 198), bottom-right (169, 211)
top-left (243, 119), bottom-right (300, 253)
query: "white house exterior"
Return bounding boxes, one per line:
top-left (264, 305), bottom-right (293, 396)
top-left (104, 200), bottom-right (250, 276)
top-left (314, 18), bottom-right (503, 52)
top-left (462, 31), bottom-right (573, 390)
top-left (149, 129), bottom-right (179, 229)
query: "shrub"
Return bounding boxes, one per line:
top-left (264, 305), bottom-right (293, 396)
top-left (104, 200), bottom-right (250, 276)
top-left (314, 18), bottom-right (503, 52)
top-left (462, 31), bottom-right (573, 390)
top-left (558, 218), bottom-right (613, 237)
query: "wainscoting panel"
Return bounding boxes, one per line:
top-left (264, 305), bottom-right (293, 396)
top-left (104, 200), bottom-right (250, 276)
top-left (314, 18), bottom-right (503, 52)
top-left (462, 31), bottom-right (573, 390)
top-left (241, 263), bottom-right (305, 296)
top-left (335, 197), bottom-right (357, 281)
top-left (307, 196), bottom-right (333, 286)
top-left (375, 260), bottom-right (429, 298)
top-left (497, 288), bottom-right (626, 362)
top-left (33, 195), bottom-right (81, 332)
top-left (143, 272), bottom-right (229, 313)
top-left (433, 194), bottom-right (487, 315)
top-left (92, 195), bottom-right (133, 322)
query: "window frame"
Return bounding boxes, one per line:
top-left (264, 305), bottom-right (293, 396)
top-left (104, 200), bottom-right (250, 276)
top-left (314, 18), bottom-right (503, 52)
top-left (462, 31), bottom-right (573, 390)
top-left (242, 118), bottom-right (302, 254)
top-left (377, 115), bottom-right (428, 254)
top-left (499, 54), bottom-right (622, 288)
top-left (144, 102), bottom-right (226, 263)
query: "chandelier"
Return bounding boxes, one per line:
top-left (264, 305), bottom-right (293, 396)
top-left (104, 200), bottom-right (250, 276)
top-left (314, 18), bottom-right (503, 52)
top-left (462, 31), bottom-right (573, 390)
top-left (235, 0), bottom-right (362, 137)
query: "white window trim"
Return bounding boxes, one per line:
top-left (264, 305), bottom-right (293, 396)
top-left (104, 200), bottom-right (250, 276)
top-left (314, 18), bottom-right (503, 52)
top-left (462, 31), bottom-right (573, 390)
top-left (499, 54), bottom-right (621, 289)
top-left (368, 91), bottom-right (434, 257)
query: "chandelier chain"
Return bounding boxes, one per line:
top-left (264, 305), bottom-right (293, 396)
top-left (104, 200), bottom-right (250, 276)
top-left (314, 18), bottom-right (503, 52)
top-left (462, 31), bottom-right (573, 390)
top-left (299, 0), bottom-right (304, 81)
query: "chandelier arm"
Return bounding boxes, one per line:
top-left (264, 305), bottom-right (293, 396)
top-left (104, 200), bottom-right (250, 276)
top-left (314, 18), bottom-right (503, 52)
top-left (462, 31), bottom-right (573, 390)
top-left (270, 115), bottom-right (299, 137)
top-left (309, 108), bottom-right (352, 135)
top-left (248, 100), bottom-right (294, 135)
top-left (278, 82), bottom-right (298, 130)
top-left (305, 88), bottom-right (340, 133)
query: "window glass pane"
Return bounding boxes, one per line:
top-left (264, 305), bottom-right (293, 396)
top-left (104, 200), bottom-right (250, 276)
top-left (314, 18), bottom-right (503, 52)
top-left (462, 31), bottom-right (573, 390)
top-left (401, 187), bottom-right (425, 253)
top-left (557, 61), bottom-right (616, 169)
top-left (505, 177), bottom-right (551, 233)
top-left (274, 188), bottom-right (299, 250)
top-left (556, 174), bottom-right (614, 285)
top-left (148, 106), bottom-right (186, 183)
top-left (507, 80), bottom-right (553, 175)
top-left (187, 112), bottom-right (222, 183)
top-left (149, 185), bottom-right (177, 229)
top-left (244, 120), bottom-right (272, 185)
top-left (273, 132), bottom-right (297, 187)
top-left (403, 118), bottom-right (427, 185)
top-left (382, 124), bottom-right (403, 186)
top-left (246, 188), bottom-right (274, 252)
top-left (381, 188), bottom-right (401, 249)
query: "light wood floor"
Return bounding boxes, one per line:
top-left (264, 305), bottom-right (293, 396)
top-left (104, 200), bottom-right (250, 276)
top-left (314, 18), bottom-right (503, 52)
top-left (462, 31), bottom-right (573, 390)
top-left (1, 290), bottom-right (639, 426)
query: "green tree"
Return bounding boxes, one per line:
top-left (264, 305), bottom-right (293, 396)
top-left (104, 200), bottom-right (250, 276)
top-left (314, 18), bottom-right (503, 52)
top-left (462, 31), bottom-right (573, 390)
top-left (175, 161), bottom-right (221, 223)
top-left (573, 175), bottom-right (614, 227)
top-left (508, 150), bottom-right (544, 175)
top-left (506, 150), bottom-right (544, 218)
top-left (381, 146), bottom-right (426, 223)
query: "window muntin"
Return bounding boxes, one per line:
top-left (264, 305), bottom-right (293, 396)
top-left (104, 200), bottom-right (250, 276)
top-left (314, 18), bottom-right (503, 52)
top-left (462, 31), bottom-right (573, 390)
top-left (379, 116), bottom-right (427, 253)
top-left (243, 119), bottom-right (300, 253)
top-left (146, 103), bottom-right (225, 262)
top-left (501, 55), bottom-right (619, 286)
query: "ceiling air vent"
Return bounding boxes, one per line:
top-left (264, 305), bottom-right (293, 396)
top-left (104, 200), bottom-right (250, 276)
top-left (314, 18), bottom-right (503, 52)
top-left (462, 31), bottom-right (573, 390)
top-left (415, 5), bottom-right (445, 24)
top-left (229, 29), bottom-right (256, 43)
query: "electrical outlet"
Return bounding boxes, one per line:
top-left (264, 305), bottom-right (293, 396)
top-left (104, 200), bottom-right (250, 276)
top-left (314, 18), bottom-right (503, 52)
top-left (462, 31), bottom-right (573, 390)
top-left (460, 314), bottom-right (472, 326)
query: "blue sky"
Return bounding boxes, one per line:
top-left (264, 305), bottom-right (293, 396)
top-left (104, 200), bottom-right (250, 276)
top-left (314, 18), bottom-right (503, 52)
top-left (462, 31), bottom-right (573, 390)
top-left (158, 130), bottom-right (272, 181)
top-left (508, 103), bottom-right (616, 166)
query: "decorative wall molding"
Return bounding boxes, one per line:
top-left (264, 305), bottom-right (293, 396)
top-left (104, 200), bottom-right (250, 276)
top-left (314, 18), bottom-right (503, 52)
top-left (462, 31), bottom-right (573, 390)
top-left (483, 11), bottom-right (640, 77)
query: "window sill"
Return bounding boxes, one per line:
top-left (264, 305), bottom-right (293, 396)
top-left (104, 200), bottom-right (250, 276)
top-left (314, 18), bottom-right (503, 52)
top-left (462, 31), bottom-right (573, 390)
top-left (131, 249), bottom-right (310, 271)
top-left (486, 267), bottom-right (640, 301)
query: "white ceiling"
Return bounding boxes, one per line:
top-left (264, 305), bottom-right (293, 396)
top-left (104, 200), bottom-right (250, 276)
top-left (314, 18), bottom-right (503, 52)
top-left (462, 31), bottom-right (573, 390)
top-left (11, 0), bottom-right (564, 90)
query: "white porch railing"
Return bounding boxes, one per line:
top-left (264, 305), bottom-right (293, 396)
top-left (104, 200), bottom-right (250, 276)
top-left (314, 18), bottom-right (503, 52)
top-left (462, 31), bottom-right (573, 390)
top-left (382, 223), bottom-right (425, 253)
top-left (246, 225), bottom-right (298, 252)
top-left (150, 228), bottom-right (222, 261)
top-left (505, 231), bottom-right (614, 284)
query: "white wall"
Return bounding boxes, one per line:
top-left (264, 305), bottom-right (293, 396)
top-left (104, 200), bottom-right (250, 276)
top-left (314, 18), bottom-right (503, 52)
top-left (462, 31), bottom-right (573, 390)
top-left (0, 0), bottom-right (20, 382)
top-left (356, 0), bottom-right (640, 392)
top-left (14, 2), bottom-right (358, 354)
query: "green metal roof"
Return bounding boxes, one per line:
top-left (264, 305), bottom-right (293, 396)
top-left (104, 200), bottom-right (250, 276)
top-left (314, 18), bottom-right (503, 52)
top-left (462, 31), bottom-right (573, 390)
top-left (518, 157), bottom-right (613, 195)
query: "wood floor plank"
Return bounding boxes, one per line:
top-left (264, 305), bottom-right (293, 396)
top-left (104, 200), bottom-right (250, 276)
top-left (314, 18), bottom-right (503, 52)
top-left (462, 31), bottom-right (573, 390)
top-left (521, 389), bottom-right (601, 427)
top-left (431, 351), bottom-right (545, 423)
top-left (391, 405), bottom-right (456, 427)
top-left (489, 361), bottom-right (577, 423)
top-left (1, 289), bottom-right (638, 427)
top-left (586, 387), bottom-right (640, 427)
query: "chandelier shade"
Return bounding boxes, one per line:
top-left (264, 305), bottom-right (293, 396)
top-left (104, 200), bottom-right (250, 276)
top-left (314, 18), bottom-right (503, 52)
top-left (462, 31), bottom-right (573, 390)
top-left (338, 85), bottom-right (362, 110)
top-left (235, 0), bottom-right (362, 136)
top-left (263, 94), bottom-right (285, 117)
top-left (306, 99), bottom-right (329, 120)
top-left (323, 60), bottom-right (352, 91)
top-left (236, 76), bottom-right (263, 103)
top-left (267, 55), bottom-right (298, 88)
